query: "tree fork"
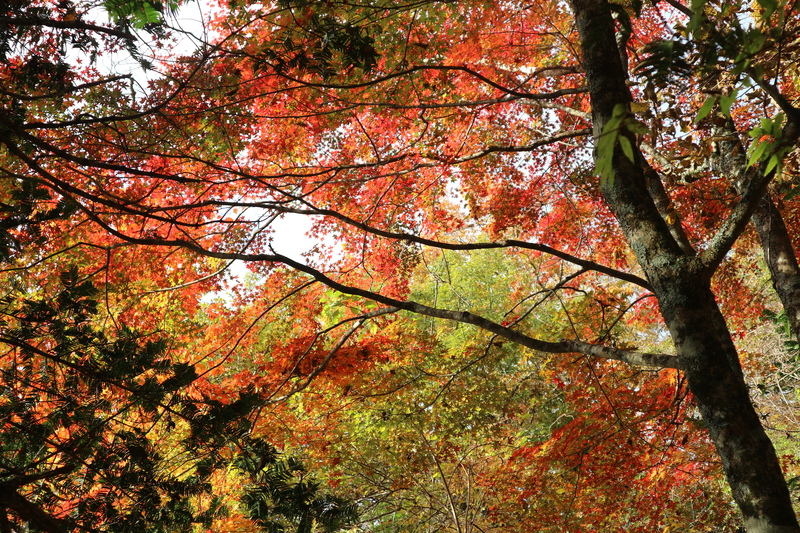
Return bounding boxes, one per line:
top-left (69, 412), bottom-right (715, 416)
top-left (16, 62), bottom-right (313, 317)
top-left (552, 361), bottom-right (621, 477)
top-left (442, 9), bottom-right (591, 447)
top-left (569, 0), bottom-right (800, 530)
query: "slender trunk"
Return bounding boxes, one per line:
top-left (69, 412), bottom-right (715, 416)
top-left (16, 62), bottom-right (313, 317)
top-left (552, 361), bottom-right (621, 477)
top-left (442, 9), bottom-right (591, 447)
top-left (751, 196), bottom-right (800, 343)
top-left (569, 0), bottom-right (800, 530)
top-left (715, 126), bottom-right (800, 344)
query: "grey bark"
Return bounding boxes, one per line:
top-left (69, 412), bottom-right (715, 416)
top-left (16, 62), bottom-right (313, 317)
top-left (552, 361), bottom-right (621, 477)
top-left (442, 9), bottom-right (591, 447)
top-left (714, 123), bottom-right (800, 345)
top-left (751, 197), bottom-right (800, 343)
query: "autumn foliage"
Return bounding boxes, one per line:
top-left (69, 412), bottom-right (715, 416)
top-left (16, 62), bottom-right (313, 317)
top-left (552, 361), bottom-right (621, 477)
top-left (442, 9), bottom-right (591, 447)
top-left (1, 0), bottom-right (800, 531)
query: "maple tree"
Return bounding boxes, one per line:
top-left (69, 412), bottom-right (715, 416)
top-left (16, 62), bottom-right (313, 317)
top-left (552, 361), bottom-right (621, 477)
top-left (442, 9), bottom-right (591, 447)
top-left (0, 2), bottom-right (361, 531)
top-left (3, 0), bottom-right (800, 531)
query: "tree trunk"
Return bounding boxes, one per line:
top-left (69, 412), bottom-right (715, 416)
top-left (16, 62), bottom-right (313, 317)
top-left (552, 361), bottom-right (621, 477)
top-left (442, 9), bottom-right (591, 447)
top-left (569, 0), bottom-right (800, 530)
top-left (715, 124), bottom-right (800, 345)
top-left (751, 196), bottom-right (800, 344)
top-left (656, 279), bottom-right (799, 533)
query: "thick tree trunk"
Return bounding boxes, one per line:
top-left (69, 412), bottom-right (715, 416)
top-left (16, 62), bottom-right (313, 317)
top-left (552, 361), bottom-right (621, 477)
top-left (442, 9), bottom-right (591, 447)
top-left (655, 279), bottom-right (799, 533)
top-left (569, 0), bottom-right (800, 530)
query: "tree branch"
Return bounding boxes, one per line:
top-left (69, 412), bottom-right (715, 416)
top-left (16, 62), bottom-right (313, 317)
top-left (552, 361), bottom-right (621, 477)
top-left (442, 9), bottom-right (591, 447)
top-left (641, 158), bottom-right (696, 255)
top-left (433, 128), bottom-right (592, 164)
top-left (80, 215), bottom-right (678, 369)
top-left (276, 65), bottom-right (587, 100)
top-left (0, 16), bottom-right (135, 41)
top-left (660, 0), bottom-right (692, 16)
top-left (266, 202), bottom-right (652, 290)
top-left (0, 485), bottom-right (69, 533)
top-left (0, 75), bottom-right (132, 101)
top-left (4, 130), bottom-right (651, 292)
top-left (700, 156), bottom-right (784, 274)
top-left (5, 465), bottom-right (76, 488)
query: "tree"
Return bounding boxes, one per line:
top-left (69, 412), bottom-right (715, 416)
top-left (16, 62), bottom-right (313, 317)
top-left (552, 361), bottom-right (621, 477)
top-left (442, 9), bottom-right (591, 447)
top-left (2, 0), bottom-right (800, 530)
top-left (0, 2), bottom-right (359, 531)
top-left (235, 438), bottom-right (358, 533)
top-left (0, 268), bottom-right (356, 530)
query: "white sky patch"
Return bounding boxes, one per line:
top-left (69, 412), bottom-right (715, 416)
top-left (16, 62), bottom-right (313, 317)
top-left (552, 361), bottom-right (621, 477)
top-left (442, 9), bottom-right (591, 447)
top-left (65, 0), bottom-right (324, 296)
top-left (270, 213), bottom-right (317, 262)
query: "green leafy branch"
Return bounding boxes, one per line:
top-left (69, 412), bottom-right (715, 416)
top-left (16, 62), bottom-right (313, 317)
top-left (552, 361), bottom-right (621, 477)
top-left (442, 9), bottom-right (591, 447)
top-left (596, 104), bottom-right (647, 184)
top-left (103, 0), bottom-right (178, 30)
top-left (687, 0), bottom-right (789, 81)
top-left (747, 112), bottom-right (791, 176)
top-left (235, 438), bottom-right (358, 533)
top-left (694, 89), bottom-right (739, 123)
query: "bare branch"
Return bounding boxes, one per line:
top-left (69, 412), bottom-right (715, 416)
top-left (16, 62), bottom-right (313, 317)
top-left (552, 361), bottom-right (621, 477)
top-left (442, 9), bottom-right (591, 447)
top-left (276, 65), bottom-right (587, 100)
top-left (700, 158), bottom-right (782, 274)
top-left (436, 128), bottom-right (592, 164)
top-left (264, 203), bottom-right (651, 290)
top-left (0, 16), bottom-right (135, 41)
top-left (660, 0), bottom-right (693, 16)
top-left (6, 465), bottom-right (76, 488)
top-left (0, 75), bottom-right (132, 101)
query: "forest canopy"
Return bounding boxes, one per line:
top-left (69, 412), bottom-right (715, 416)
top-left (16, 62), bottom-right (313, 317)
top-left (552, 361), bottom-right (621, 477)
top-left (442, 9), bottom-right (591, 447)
top-left (2, 0), bottom-right (800, 531)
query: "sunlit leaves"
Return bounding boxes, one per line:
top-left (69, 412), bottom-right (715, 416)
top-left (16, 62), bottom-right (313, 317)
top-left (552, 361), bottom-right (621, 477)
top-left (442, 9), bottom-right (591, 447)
top-left (2, 0), bottom-right (800, 530)
top-left (748, 112), bottom-right (789, 175)
top-left (103, 0), bottom-right (178, 30)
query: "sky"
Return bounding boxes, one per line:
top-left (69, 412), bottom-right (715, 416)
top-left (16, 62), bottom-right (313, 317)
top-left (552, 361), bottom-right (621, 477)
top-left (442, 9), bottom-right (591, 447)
top-left (170, 2), bottom-right (320, 263)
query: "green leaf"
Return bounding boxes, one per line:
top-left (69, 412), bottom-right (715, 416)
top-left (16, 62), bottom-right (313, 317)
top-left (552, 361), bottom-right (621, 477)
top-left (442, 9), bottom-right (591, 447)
top-left (688, 0), bottom-right (709, 33)
top-left (694, 97), bottom-right (717, 123)
top-left (718, 90), bottom-right (738, 117)
top-left (747, 139), bottom-right (769, 166)
top-left (770, 112), bottom-right (786, 135)
top-left (595, 104), bottom-right (643, 184)
top-left (595, 123), bottom-right (619, 184)
top-left (765, 154), bottom-right (781, 175)
top-left (783, 186), bottom-right (800, 201)
top-left (618, 135), bottom-right (634, 162)
top-left (756, 0), bottom-right (778, 20)
top-left (731, 55), bottom-right (752, 77)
